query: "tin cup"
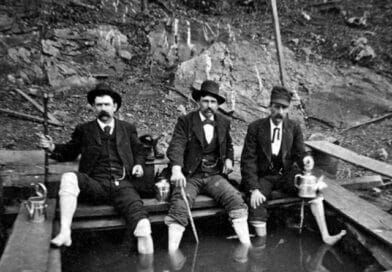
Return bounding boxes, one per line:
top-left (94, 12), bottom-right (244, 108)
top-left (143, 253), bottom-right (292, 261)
top-left (155, 178), bottom-right (170, 203)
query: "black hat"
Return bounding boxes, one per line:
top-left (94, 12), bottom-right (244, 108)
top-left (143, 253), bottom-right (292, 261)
top-left (87, 83), bottom-right (122, 111)
top-left (270, 86), bottom-right (292, 106)
top-left (191, 80), bottom-right (226, 105)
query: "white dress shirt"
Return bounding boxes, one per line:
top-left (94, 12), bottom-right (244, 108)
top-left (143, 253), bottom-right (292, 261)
top-left (270, 119), bottom-right (282, 156)
top-left (97, 118), bottom-right (115, 135)
top-left (199, 112), bottom-right (215, 144)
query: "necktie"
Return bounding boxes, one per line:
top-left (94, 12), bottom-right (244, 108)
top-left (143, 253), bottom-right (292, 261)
top-left (202, 119), bottom-right (215, 126)
top-left (272, 127), bottom-right (280, 143)
top-left (104, 125), bottom-right (111, 137)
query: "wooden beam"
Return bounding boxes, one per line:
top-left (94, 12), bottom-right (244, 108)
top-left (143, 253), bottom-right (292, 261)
top-left (306, 141), bottom-right (392, 179)
top-left (13, 88), bottom-right (61, 125)
top-left (0, 150), bottom-right (168, 166)
top-left (0, 199), bottom-right (56, 272)
top-left (0, 108), bottom-right (62, 127)
top-left (270, 0), bottom-right (286, 86)
top-left (341, 175), bottom-right (384, 190)
top-left (323, 177), bottom-right (392, 248)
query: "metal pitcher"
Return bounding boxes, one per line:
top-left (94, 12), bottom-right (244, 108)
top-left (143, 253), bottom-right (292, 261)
top-left (155, 178), bottom-right (170, 203)
top-left (24, 183), bottom-right (47, 222)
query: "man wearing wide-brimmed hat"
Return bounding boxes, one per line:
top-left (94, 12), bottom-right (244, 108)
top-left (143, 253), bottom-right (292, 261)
top-left (38, 83), bottom-right (154, 254)
top-left (165, 80), bottom-right (251, 252)
top-left (241, 86), bottom-right (346, 245)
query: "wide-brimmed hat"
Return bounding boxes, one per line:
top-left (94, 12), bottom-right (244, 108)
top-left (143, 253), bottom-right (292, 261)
top-left (270, 86), bottom-right (292, 106)
top-left (191, 80), bottom-right (226, 105)
top-left (87, 83), bottom-right (122, 110)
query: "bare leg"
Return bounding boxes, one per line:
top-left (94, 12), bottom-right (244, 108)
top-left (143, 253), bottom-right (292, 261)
top-left (251, 221), bottom-right (267, 237)
top-left (134, 218), bottom-right (154, 254)
top-left (309, 197), bottom-right (346, 245)
top-left (168, 223), bottom-right (185, 252)
top-left (232, 217), bottom-right (251, 245)
top-left (51, 172), bottom-right (80, 247)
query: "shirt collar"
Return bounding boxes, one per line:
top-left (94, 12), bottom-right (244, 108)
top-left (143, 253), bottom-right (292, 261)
top-left (97, 118), bottom-right (115, 132)
top-left (199, 111), bottom-right (215, 121)
top-left (270, 118), bottom-right (283, 130)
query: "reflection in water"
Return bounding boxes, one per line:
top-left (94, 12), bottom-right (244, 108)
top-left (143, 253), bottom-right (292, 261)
top-left (63, 218), bottom-right (369, 272)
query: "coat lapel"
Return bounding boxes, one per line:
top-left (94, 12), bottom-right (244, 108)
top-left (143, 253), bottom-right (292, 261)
top-left (259, 118), bottom-right (271, 162)
top-left (191, 111), bottom-right (204, 145)
top-left (215, 113), bottom-right (226, 145)
top-left (115, 119), bottom-right (126, 149)
top-left (88, 120), bottom-right (102, 146)
top-left (281, 119), bottom-right (291, 160)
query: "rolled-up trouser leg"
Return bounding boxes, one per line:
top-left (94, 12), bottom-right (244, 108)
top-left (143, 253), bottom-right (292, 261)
top-left (52, 172), bottom-right (80, 247)
top-left (134, 218), bottom-right (154, 254)
top-left (165, 178), bottom-right (200, 227)
top-left (113, 184), bottom-right (149, 233)
top-left (204, 175), bottom-right (250, 245)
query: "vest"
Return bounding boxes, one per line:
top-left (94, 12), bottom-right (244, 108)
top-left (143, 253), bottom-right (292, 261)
top-left (269, 149), bottom-right (283, 175)
top-left (195, 127), bottom-right (220, 175)
top-left (90, 125), bottom-right (124, 181)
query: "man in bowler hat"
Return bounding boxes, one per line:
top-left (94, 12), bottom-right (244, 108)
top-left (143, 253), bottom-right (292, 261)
top-left (241, 86), bottom-right (346, 245)
top-left (165, 80), bottom-right (251, 251)
top-left (39, 83), bottom-right (154, 254)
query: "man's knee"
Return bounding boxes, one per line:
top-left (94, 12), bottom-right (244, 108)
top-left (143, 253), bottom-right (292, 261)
top-left (59, 172), bottom-right (80, 197)
top-left (228, 208), bottom-right (248, 220)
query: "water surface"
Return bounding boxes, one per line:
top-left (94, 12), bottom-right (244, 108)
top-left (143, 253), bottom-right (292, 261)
top-left (63, 217), bottom-right (370, 272)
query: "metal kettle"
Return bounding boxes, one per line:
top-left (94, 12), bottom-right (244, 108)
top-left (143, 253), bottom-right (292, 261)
top-left (24, 183), bottom-right (47, 222)
top-left (294, 155), bottom-right (324, 198)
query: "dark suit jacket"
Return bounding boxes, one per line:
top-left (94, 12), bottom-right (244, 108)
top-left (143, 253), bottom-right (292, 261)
top-left (50, 119), bottom-right (145, 176)
top-left (241, 117), bottom-right (305, 194)
top-left (167, 110), bottom-right (234, 177)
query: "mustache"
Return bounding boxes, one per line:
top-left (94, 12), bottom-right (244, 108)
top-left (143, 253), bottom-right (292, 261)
top-left (275, 114), bottom-right (284, 119)
top-left (98, 111), bottom-right (111, 119)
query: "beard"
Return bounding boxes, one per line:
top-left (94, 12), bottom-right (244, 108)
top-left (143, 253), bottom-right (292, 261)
top-left (98, 110), bottom-right (111, 121)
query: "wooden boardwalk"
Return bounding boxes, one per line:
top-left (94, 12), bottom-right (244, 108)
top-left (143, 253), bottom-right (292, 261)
top-left (0, 199), bottom-right (57, 272)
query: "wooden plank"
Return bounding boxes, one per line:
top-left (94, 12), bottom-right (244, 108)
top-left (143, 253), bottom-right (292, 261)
top-left (345, 222), bottom-right (392, 269)
top-left (341, 175), bottom-right (384, 190)
top-left (72, 208), bottom-right (225, 230)
top-left (0, 150), bottom-right (168, 166)
top-left (323, 177), bottom-right (392, 248)
top-left (306, 141), bottom-right (392, 179)
top-left (0, 199), bottom-right (56, 272)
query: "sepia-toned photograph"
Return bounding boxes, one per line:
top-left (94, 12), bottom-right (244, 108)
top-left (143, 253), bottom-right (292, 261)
top-left (0, 0), bottom-right (391, 271)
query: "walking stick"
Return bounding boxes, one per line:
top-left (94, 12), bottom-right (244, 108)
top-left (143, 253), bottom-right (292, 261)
top-left (43, 92), bottom-right (49, 188)
top-left (180, 186), bottom-right (199, 243)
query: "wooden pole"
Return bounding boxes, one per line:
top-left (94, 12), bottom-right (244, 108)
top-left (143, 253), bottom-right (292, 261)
top-left (43, 93), bottom-right (49, 188)
top-left (270, 0), bottom-right (286, 87)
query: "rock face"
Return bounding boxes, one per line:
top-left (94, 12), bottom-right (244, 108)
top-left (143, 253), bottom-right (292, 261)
top-left (149, 19), bottom-right (392, 127)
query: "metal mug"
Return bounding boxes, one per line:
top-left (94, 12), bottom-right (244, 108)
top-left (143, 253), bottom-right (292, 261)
top-left (25, 183), bottom-right (47, 222)
top-left (155, 178), bottom-right (170, 203)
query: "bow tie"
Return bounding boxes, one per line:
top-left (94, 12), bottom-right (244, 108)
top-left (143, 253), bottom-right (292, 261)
top-left (202, 119), bottom-right (215, 126)
top-left (272, 127), bottom-right (280, 143)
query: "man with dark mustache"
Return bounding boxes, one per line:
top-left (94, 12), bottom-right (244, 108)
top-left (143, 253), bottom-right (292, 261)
top-left (241, 86), bottom-right (346, 245)
top-left (165, 80), bottom-right (251, 252)
top-left (38, 84), bottom-right (154, 254)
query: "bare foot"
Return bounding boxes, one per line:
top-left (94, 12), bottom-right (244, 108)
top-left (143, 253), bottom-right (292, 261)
top-left (233, 243), bottom-right (251, 263)
top-left (137, 235), bottom-right (154, 254)
top-left (51, 231), bottom-right (72, 247)
top-left (323, 230), bottom-right (347, 245)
